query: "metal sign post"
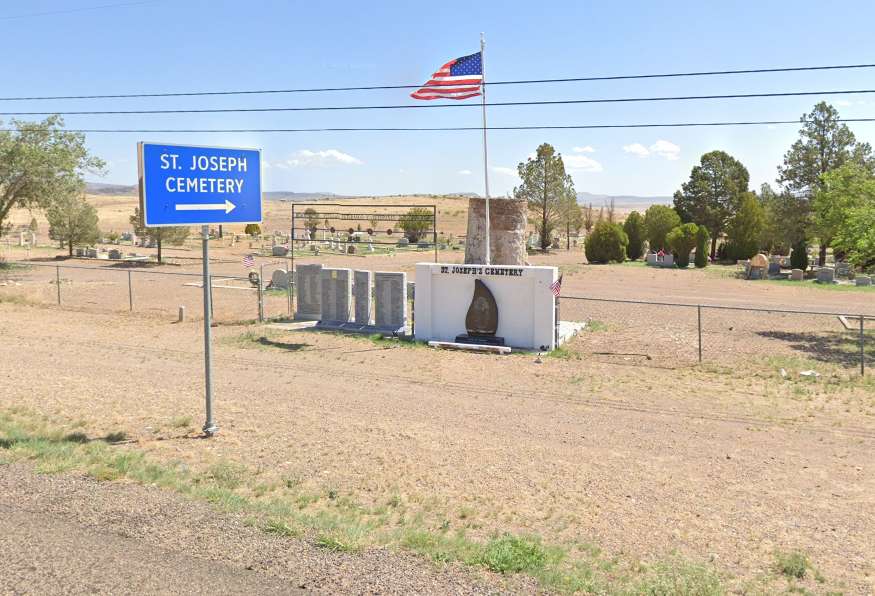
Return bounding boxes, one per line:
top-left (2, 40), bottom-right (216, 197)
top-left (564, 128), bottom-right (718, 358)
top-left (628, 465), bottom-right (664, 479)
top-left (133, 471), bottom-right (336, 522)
top-left (138, 142), bottom-right (262, 437)
top-left (201, 225), bottom-right (217, 435)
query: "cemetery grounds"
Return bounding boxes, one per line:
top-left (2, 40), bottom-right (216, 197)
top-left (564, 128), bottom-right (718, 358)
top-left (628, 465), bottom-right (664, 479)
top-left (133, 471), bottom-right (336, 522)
top-left (2, 204), bottom-right (875, 593)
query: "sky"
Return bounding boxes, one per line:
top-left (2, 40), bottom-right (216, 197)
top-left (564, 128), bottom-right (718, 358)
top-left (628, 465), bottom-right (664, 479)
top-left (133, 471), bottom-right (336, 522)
top-left (3, 0), bottom-right (875, 198)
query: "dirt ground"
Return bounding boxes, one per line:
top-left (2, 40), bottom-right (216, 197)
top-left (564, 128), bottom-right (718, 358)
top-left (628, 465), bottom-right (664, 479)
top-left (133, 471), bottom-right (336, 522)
top-left (1, 253), bottom-right (875, 592)
top-left (0, 462), bottom-right (516, 595)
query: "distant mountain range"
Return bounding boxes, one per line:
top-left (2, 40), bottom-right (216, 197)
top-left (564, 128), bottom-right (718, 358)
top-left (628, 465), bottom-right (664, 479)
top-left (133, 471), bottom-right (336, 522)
top-left (85, 183), bottom-right (669, 208)
top-left (576, 191), bottom-right (671, 208)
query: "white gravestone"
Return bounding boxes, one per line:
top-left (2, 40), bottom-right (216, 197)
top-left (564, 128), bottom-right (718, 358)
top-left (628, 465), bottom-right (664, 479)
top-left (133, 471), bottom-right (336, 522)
top-left (320, 268), bottom-right (353, 323)
top-left (353, 270), bottom-right (372, 326)
top-left (374, 272), bottom-right (407, 332)
top-left (294, 264), bottom-right (322, 320)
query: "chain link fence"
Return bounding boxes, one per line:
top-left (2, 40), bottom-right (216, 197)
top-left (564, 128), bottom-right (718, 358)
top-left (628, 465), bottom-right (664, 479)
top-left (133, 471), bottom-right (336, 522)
top-left (559, 295), bottom-right (872, 374)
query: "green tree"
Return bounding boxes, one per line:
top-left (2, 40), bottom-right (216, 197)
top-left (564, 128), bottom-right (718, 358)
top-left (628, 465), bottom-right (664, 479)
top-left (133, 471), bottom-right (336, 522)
top-left (666, 223), bottom-right (699, 268)
top-left (778, 102), bottom-right (874, 265)
top-left (398, 207), bottom-right (432, 243)
top-left (558, 194), bottom-right (583, 250)
top-left (790, 239), bottom-right (809, 271)
top-left (694, 225), bottom-right (710, 268)
top-left (673, 150), bottom-right (749, 259)
top-left (643, 205), bottom-right (681, 252)
top-left (584, 221), bottom-right (628, 264)
top-left (130, 207), bottom-right (190, 264)
top-left (28, 217), bottom-right (38, 233)
top-left (758, 183), bottom-right (803, 254)
top-left (47, 191), bottom-right (100, 256)
top-left (304, 207), bottom-right (320, 237)
top-left (244, 223), bottom-right (261, 237)
top-left (816, 163), bottom-right (875, 268)
top-left (514, 143), bottom-right (576, 251)
top-left (0, 116), bottom-right (104, 239)
top-left (622, 211), bottom-right (646, 260)
top-left (726, 193), bottom-right (766, 261)
top-left (582, 203), bottom-right (595, 234)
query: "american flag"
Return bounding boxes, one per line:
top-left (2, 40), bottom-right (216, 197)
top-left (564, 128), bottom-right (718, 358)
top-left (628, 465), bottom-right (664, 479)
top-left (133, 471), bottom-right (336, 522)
top-left (410, 52), bottom-right (483, 100)
top-left (549, 274), bottom-right (563, 297)
top-left (242, 254), bottom-right (255, 268)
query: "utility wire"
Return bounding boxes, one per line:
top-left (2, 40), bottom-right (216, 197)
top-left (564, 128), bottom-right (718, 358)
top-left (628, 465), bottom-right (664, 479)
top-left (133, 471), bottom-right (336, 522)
top-left (2, 89), bottom-right (874, 116)
top-left (1, 63), bottom-right (873, 100)
top-left (0, 0), bottom-right (158, 21)
top-left (6, 118), bottom-right (875, 134)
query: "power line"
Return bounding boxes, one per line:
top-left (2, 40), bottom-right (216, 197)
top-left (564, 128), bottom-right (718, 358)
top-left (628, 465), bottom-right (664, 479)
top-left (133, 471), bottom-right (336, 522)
top-left (6, 118), bottom-right (875, 134)
top-left (2, 89), bottom-right (874, 116)
top-left (1, 63), bottom-right (873, 100)
top-left (0, 0), bottom-right (158, 21)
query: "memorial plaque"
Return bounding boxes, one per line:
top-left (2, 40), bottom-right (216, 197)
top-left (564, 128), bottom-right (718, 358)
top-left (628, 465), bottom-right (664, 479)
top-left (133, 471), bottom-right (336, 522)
top-left (321, 268), bottom-right (352, 323)
top-left (374, 272), bottom-right (407, 331)
top-left (353, 270), bottom-right (372, 326)
top-left (295, 264), bottom-right (322, 320)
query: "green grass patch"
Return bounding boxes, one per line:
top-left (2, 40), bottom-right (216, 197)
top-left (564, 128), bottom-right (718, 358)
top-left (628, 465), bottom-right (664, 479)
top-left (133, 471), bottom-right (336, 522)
top-left (0, 408), bottom-right (736, 594)
top-left (634, 557), bottom-right (724, 595)
top-left (170, 415), bottom-right (192, 429)
top-left (774, 550), bottom-right (809, 579)
top-left (765, 278), bottom-right (875, 292)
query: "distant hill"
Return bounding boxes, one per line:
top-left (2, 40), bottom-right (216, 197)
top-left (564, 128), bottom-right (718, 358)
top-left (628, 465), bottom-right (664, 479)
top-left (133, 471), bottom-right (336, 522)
top-left (263, 191), bottom-right (343, 202)
top-left (577, 191), bottom-right (671, 209)
top-left (86, 182), bottom-right (137, 195)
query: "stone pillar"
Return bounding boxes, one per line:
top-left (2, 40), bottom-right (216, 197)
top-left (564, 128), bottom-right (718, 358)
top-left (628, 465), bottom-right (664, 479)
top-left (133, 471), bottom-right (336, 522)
top-left (464, 196), bottom-right (527, 265)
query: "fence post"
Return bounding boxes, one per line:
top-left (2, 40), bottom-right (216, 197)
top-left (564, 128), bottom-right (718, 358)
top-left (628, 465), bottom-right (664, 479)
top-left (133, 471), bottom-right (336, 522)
top-left (127, 270), bottom-right (133, 311)
top-left (257, 265), bottom-right (264, 322)
top-left (697, 305), bottom-right (703, 363)
top-left (860, 315), bottom-right (866, 376)
top-left (56, 266), bottom-right (61, 305)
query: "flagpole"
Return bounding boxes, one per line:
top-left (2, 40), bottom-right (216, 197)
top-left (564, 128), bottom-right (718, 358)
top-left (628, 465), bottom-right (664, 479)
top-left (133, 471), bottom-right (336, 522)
top-left (480, 32), bottom-right (491, 266)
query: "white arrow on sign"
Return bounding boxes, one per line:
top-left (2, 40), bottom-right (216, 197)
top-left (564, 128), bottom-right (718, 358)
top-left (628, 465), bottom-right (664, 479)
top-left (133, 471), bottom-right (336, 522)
top-left (175, 200), bottom-right (236, 214)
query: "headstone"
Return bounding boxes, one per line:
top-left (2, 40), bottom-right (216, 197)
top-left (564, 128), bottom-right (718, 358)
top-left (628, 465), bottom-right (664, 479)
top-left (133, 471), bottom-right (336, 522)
top-left (768, 262), bottom-right (781, 275)
top-left (645, 253), bottom-right (658, 266)
top-left (178, 306), bottom-right (186, 322)
top-left (86, 248), bottom-right (98, 258)
top-left (353, 270), bottom-right (372, 326)
top-left (270, 269), bottom-right (290, 290)
top-left (272, 245), bottom-right (289, 257)
top-left (407, 281), bottom-right (415, 301)
top-left (660, 253), bottom-right (674, 267)
top-left (748, 267), bottom-right (764, 280)
top-left (396, 237), bottom-right (409, 248)
top-left (347, 245), bottom-right (356, 254)
top-left (835, 262), bottom-right (851, 278)
top-left (109, 249), bottom-right (122, 260)
top-left (320, 268), bottom-right (352, 323)
top-left (855, 275), bottom-right (871, 287)
top-left (790, 268), bottom-right (804, 281)
top-left (294, 264), bottom-right (322, 320)
top-left (816, 267), bottom-right (835, 284)
top-left (74, 247), bottom-right (85, 257)
top-left (374, 271), bottom-right (407, 332)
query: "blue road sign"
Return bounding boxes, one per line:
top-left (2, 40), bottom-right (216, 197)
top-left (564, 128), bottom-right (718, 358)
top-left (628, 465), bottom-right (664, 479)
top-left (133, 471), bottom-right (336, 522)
top-left (138, 142), bottom-right (262, 227)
